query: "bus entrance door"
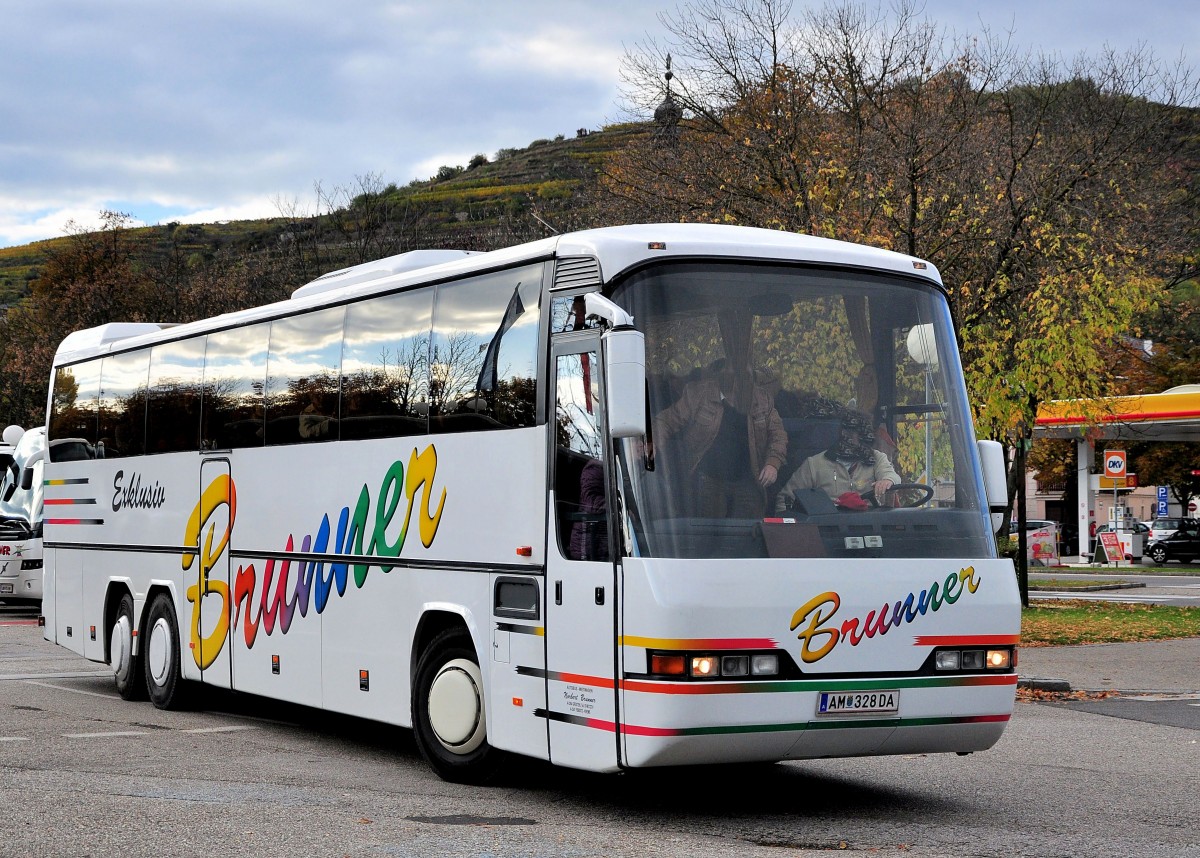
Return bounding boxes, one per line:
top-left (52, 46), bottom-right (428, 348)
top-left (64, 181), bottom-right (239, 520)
top-left (194, 456), bottom-right (233, 689)
top-left (544, 343), bottom-right (621, 771)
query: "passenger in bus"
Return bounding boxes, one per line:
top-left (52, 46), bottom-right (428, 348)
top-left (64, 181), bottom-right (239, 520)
top-left (775, 409), bottom-right (900, 511)
top-left (568, 457), bottom-right (608, 561)
top-left (654, 311), bottom-right (787, 518)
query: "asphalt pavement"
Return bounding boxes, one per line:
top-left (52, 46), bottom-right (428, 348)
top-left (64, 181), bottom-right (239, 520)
top-left (1020, 565), bottom-right (1200, 695)
top-left (1018, 637), bottom-right (1200, 694)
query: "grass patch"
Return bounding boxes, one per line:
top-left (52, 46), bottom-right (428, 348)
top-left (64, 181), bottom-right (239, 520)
top-left (1022, 599), bottom-right (1200, 647)
top-left (1055, 563), bottom-right (1200, 576)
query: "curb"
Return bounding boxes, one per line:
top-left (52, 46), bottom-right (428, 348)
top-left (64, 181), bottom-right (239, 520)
top-left (1017, 677), bottom-right (1072, 692)
top-left (1027, 582), bottom-right (1146, 593)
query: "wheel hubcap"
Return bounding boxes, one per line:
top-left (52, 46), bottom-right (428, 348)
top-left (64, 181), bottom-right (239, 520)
top-left (110, 616), bottom-right (132, 683)
top-left (427, 658), bottom-right (485, 754)
top-left (147, 617), bottom-right (172, 686)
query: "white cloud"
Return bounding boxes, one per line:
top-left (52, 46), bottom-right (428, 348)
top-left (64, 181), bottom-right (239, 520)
top-left (473, 25), bottom-right (624, 80)
top-left (0, 0), bottom-right (1195, 250)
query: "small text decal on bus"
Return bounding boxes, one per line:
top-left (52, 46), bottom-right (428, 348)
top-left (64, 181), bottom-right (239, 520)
top-left (182, 445), bottom-right (447, 669)
top-left (112, 470), bottom-right (167, 512)
top-left (789, 566), bottom-right (982, 663)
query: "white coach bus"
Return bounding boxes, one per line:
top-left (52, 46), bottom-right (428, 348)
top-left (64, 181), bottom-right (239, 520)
top-left (41, 224), bottom-right (1018, 781)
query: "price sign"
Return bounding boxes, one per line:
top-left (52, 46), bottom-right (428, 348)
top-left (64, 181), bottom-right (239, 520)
top-left (1103, 450), bottom-right (1127, 478)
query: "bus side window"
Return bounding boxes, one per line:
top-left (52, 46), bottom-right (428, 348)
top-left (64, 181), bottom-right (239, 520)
top-left (202, 323), bottom-right (270, 449)
top-left (341, 289), bottom-right (434, 439)
top-left (146, 336), bottom-right (206, 454)
top-left (429, 264), bottom-right (543, 433)
top-left (97, 349), bottom-right (151, 459)
top-left (49, 359), bottom-right (102, 457)
top-left (554, 351), bottom-right (608, 562)
top-left (265, 306), bottom-right (346, 446)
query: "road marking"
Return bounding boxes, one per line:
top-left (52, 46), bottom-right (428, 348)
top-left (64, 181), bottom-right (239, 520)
top-left (24, 680), bottom-right (118, 699)
top-left (62, 731), bottom-right (149, 738)
top-left (181, 725), bottom-right (258, 734)
top-left (0, 737), bottom-right (30, 742)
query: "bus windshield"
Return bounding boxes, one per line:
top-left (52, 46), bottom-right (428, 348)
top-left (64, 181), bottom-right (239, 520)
top-left (609, 261), bottom-right (993, 560)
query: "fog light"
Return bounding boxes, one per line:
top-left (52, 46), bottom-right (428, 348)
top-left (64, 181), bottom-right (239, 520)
top-left (986, 649), bottom-right (1011, 670)
top-left (721, 655), bottom-right (749, 676)
top-left (691, 656), bottom-right (719, 677)
top-left (961, 650), bottom-right (985, 670)
top-left (751, 654), bottom-right (779, 676)
top-left (935, 650), bottom-right (961, 671)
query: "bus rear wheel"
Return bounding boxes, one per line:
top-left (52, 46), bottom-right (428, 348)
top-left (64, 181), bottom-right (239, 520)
top-left (143, 593), bottom-right (187, 709)
top-left (110, 592), bottom-right (145, 700)
top-left (412, 628), bottom-right (501, 783)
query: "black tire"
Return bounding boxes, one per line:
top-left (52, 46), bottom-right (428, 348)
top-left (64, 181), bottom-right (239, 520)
top-left (111, 592), bottom-right (145, 700)
top-left (143, 593), bottom-right (187, 709)
top-left (412, 628), bottom-right (501, 784)
top-left (1149, 545), bottom-right (1168, 565)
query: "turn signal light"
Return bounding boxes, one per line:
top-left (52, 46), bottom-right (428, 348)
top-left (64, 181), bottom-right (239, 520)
top-left (650, 654), bottom-right (686, 675)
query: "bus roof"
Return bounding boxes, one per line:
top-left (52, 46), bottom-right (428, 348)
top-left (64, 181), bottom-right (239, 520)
top-left (52, 224), bottom-right (942, 365)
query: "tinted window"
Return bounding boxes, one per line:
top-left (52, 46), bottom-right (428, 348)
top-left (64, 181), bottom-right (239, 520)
top-left (49, 360), bottom-right (102, 455)
top-left (97, 350), bottom-right (151, 458)
top-left (147, 337), bottom-right (206, 454)
top-left (202, 323), bottom-right (270, 449)
top-left (341, 289), bottom-right (433, 439)
top-left (429, 264), bottom-right (542, 433)
top-left (265, 307), bottom-right (345, 446)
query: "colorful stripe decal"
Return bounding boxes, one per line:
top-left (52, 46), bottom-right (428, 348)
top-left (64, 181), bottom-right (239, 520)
top-left (495, 623), bottom-right (544, 636)
top-left (45, 518), bottom-right (105, 526)
top-left (535, 709), bottom-right (1011, 737)
top-left (913, 635), bottom-right (1021, 646)
top-left (44, 498), bottom-right (97, 505)
top-left (518, 666), bottom-right (1016, 694)
top-left (44, 478), bottom-right (89, 486)
top-left (618, 674), bottom-right (1017, 695)
top-left (620, 635), bottom-right (779, 650)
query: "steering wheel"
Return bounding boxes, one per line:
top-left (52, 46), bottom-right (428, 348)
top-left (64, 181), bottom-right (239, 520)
top-left (860, 483), bottom-right (935, 509)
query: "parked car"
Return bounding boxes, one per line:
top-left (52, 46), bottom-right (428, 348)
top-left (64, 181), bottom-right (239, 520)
top-left (1147, 517), bottom-right (1197, 544)
top-left (1146, 521), bottom-right (1200, 565)
top-left (1095, 521), bottom-right (1150, 535)
top-left (1009, 519), bottom-right (1057, 534)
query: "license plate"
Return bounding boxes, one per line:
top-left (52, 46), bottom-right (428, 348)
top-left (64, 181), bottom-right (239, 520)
top-left (817, 690), bottom-right (899, 715)
top-left (0, 583), bottom-right (12, 594)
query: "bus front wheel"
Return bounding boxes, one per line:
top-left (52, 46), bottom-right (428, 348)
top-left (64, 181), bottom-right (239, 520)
top-left (412, 629), bottom-right (501, 783)
top-left (143, 593), bottom-right (186, 709)
top-left (111, 592), bottom-right (145, 700)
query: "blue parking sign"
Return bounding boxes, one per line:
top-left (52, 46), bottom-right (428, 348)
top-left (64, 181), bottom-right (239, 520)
top-left (1156, 485), bottom-right (1169, 517)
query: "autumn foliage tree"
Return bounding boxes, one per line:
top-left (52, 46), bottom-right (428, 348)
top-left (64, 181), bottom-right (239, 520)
top-left (605, 0), bottom-right (1198, 497)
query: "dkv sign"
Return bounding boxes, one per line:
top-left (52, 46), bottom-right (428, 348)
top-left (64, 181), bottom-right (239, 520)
top-left (1103, 450), bottom-right (1127, 479)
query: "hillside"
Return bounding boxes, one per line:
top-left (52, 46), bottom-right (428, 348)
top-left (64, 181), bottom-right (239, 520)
top-left (0, 124), bottom-right (644, 308)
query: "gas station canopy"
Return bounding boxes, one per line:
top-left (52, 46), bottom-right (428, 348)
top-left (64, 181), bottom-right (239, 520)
top-left (1034, 385), bottom-right (1200, 443)
top-left (1032, 385), bottom-right (1200, 559)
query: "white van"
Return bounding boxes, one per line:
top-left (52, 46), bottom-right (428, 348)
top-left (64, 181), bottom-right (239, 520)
top-left (0, 427), bottom-right (46, 606)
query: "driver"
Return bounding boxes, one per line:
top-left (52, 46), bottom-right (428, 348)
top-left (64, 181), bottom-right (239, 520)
top-left (775, 410), bottom-right (900, 511)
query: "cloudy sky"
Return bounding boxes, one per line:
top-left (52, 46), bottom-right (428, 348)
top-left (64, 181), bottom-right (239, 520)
top-left (1, 0), bottom-right (1195, 249)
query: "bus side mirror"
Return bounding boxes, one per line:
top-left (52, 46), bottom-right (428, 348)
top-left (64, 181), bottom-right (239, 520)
top-left (603, 327), bottom-right (646, 438)
top-left (19, 450), bottom-right (45, 491)
top-left (977, 439), bottom-right (1008, 533)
